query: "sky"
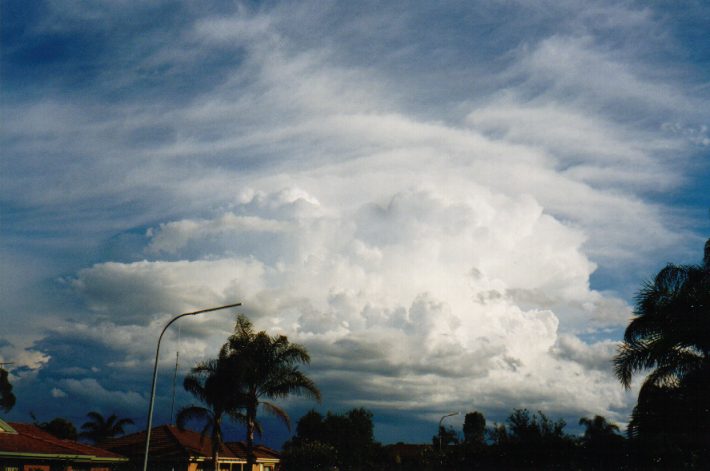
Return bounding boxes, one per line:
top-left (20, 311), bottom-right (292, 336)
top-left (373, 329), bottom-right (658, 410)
top-left (1, 0), bottom-right (709, 447)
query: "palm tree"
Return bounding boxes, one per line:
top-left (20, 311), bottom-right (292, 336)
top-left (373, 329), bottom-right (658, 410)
top-left (220, 315), bottom-right (321, 469)
top-left (79, 412), bottom-right (134, 444)
top-left (177, 359), bottom-right (245, 471)
top-left (613, 238), bottom-right (710, 451)
top-left (578, 415), bottom-right (620, 443)
top-left (578, 415), bottom-right (624, 468)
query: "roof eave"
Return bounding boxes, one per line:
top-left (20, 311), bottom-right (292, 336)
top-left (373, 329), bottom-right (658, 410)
top-left (0, 450), bottom-right (128, 462)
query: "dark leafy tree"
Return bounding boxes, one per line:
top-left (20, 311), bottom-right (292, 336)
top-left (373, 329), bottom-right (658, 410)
top-left (281, 439), bottom-right (339, 471)
top-left (579, 415), bottom-right (620, 442)
top-left (329, 408), bottom-right (380, 469)
top-left (220, 315), bottom-right (321, 469)
top-left (430, 425), bottom-right (462, 469)
top-left (0, 368), bottom-right (15, 413)
top-left (32, 415), bottom-right (78, 440)
top-left (459, 411), bottom-right (487, 470)
top-left (487, 422), bottom-right (508, 446)
top-left (177, 359), bottom-right (245, 471)
top-left (488, 409), bottom-right (574, 469)
top-left (463, 411), bottom-right (486, 445)
top-left (506, 409), bottom-right (566, 443)
top-left (432, 425), bottom-right (459, 449)
top-left (79, 411), bottom-right (134, 444)
top-left (578, 415), bottom-right (625, 469)
top-left (295, 409), bottom-right (325, 442)
top-left (284, 408), bottom-right (382, 471)
top-left (614, 238), bottom-right (710, 462)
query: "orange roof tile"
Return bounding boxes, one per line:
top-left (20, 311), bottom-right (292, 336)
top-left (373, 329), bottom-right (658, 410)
top-left (102, 425), bottom-right (280, 462)
top-left (0, 422), bottom-right (127, 461)
top-left (224, 441), bottom-right (280, 460)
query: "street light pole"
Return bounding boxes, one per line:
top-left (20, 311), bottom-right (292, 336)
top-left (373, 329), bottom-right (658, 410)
top-left (142, 302), bottom-right (241, 471)
top-left (438, 411), bottom-right (460, 452)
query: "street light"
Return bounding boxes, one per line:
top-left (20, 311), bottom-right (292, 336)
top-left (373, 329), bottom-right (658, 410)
top-left (438, 411), bottom-right (460, 452)
top-left (142, 302), bottom-right (241, 471)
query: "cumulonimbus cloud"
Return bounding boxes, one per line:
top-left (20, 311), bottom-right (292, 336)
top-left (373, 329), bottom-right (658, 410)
top-left (3, 0), bottom-right (707, 439)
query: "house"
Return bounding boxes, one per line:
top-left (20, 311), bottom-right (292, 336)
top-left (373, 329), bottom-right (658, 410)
top-left (0, 418), bottom-right (128, 471)
top-left (101, 425), bottom-right (280, 471)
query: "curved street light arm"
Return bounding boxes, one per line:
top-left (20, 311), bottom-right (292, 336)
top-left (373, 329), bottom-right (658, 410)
top-left (143, 302), bottom-right (241, 471)
top-left (438, 411), bottom-right (460, 452)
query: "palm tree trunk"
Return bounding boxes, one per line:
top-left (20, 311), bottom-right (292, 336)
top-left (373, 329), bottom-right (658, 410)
top-left (212, 416), bottom-right (221, 471)
top-left (246, 403), bottom-right (256, 470)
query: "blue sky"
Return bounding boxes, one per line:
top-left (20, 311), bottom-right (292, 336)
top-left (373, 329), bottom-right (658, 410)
top-left (1, 0), bottom-right (709, 447)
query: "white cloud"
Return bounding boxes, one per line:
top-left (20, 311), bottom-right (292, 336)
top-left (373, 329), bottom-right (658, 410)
top-left (64, 184), bottom-right (632, 419)
top-left (71, 258), bottom-right (264, 325)
top-left (512, 34), bottom-right (691, 113)
top-left (467, 101), bottom-right (678, 189)
top-left (59, 378), bottom-right (146, 408)
top-left (3, 0), bottom-right (708, 438)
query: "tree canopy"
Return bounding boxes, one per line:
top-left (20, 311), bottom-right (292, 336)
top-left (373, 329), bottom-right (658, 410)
top-left (463, 411), bottom-right (485, 445)
top-left (614, 238), bottom-right (710, 463)
top-left (178, 314), bottom-right (319, 470)
top-left (219, 314), bottom-right (320, 468)
top-left (177, 358), bottom-right (246, 471)
top-left (79, 411), bottom-right (134, 444)
top-left (33, 416), bottom-right (78, 441)
top-left (282, 408), bottom-right (382, 471)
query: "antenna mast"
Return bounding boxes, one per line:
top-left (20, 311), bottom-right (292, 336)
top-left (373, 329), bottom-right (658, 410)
top-left (169, 324), bottom-right (181, 424)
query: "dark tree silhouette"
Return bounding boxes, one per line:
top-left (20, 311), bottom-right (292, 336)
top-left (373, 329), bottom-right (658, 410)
top-left (579, 415), bottom-right (620, 442)
top-left (578, 415), bottom-right (625, 469)
top-left (283, 408), bottom-right (382, 471)
top-left (295, 409), bottom-right (325, 442)
top-left (488, 409), bottom-right (573, 468)
top-left (220, 315), bottom-right (321, 469)
top-left (79, 411), bottom-right (134, 444)
top-left (177, 358), bottom-right (245, 471)
top-left (505, 409), bottom-right (566, 443)
top-left (281, 439), bottom-right (338, 471)
top-left (614, 238), bottom-right (710, 461)
top-left (432, 424), bottom-right (459, 449)
top-left (32, 415), bottom-right (78, 440)
top-left (463, 411), bottom-right (486, 445)
top-left (0, 368), bottom-right (15, 413)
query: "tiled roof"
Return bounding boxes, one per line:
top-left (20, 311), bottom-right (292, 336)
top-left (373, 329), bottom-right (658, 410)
top-left (0, 422), bottom-right (127, 462)
top-left (102, 425), bottom-right (279, 462)
top-left (103, 425), bottom-right (233, 459)
top-left (224, 441), bottom-right (280, 460)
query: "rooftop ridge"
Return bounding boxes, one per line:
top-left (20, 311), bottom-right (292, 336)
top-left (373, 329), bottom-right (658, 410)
top-left (2, 423), bottom-right (126, 461)
top-left (165, 423), bottom-right (197, 457)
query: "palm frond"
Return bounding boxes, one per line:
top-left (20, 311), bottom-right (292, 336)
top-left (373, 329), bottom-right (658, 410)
top-left (261, 368), bottom-right (322, 401)
top-left (183, 375), bottom-right (208, 403)
top-left (616, 239), bottom-right (710, 443)
top-left (176, 405), bottom-right (213, 431)
top-left (260, 401), bottom-right (291, 430)
top-left (226, 409), bottom-right (248, 425)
